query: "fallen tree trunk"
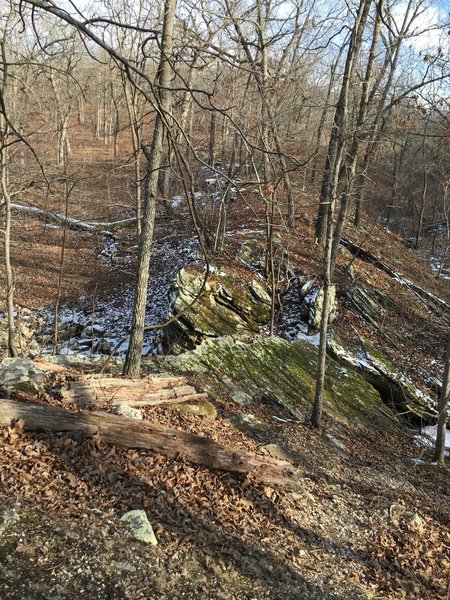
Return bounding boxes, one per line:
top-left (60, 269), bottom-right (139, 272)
top-left (11, 203), bottom-right (136, 234)
top-left (61, 377), bottom-right (206, 408)
top-left (0, 399), bottom-right (299, 487)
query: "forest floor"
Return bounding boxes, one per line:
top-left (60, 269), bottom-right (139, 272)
top-left (1, 132), bottom-right (449, 598)
top-left (0, 358), bottom-right (449, 600)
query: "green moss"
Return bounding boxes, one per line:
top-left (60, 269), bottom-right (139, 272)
top-left (166, 268), bottom-right (272, 351)
top-left (163, 336), bottom-right (399, 432)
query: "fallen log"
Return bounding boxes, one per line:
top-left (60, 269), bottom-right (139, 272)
top-left (73, 376), bottom-right (188, 389)
top-left (62, 377), bottom-right (203, 408)
top-left (12, 203), bottom-right (136, 234)
top-left (0, 399), bottom-right (300, 487)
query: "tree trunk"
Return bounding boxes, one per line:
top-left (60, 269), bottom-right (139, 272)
top-left (0, 136), bottom-right (18, 357)
top-left (315, 0), bottom-right (372, 246)
top-left (434, 332), bottom-right (450, 465)
top-left (311, 0), bottom-right (372, 426)
top-left (0, 399), bottom-right (300, 487)
top-left (123, 0), bottom-right (177, 376)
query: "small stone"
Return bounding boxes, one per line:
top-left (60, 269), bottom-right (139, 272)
top-left (260, 443), bottom-right (294, 462)
top-left (0, 508), bottom-right (20, 532)
top-left (115, 405), bottom-right (143, 420)
top-left (115, 561), bottom-right (137, 573)
top-left (120, 510), bottom-right (158, 545)
top-left (410, 513), bottom-right (423, 528)
top-left (324, 433), bottom-right (348, 455)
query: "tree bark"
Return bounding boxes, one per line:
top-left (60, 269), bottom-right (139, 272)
top-left (315, 0), bottom-right (372, 246)
top-left (434, 332), bottom-right (450, 465)
top-left (0, 399), bottom-right (300, 487)
top-left (123, 0), bottom-right (177, 376)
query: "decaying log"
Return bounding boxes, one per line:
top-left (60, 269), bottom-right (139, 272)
top-left (72, 376), bottom-right (188, 389)
top-left (61, 377), bottom-right (206, 408)
top-left (0, 399), bottom-right (300, 487)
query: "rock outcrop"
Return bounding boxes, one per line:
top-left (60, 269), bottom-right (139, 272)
top-left (0, 358), bottom-right (45, 396)
top-left (164, 268), bottom-right (271, 352)
top-left (162, 336), bottom-right (400, 432)
top-left (328, 335), bottom-right (435, 423)
top-left (344, 285), bottom-right (395, 328)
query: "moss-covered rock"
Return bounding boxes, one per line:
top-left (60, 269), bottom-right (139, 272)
top-left (175, 401), bottom-right (217, 419)
top-left (308, 286), bottom-right (337, 331)
top-left (328, 334), bottom-right (435, 423)
top-left (163, 336), bottom-right (399, 432)
top-left (164, 268), bottom-right (271, 353)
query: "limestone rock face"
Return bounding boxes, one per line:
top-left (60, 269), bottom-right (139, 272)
top-left (0, 358), bottom-right (45, 396)
top-left (164, 268), bottom-right (271, 352)
top-left (359, 338), bottom-right (435, 422)
top-left (164, 336), bottom-right (400, 432)
top-left (328, 334), bottom-right (434, 423)
top-left (0, 310), bottom-right (40, 360)
top-left (307, 285), bottom-right (337, 331)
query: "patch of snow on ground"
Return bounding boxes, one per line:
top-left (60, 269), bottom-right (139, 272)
top-left (38, 230), bottom-right (198, 358)
top-left (416, 425), bottom-right (450, 456)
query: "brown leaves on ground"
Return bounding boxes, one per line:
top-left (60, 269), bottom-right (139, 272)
top-left (0, 373), bottom-right (449, 599)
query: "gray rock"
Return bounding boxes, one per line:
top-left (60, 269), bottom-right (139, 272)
top-left (115, 405), bottom-right (143, 420)
top-left (164, 268), bottom-right (272, 352)
top-left (227, 413), bottom-right (267, 437)
top-left (230, 390), bottom-right (253, 405)
top-left (344, 285), bottom-right (386, 328)
top-left (120, 510), bottom-right (158, 545)
top-left (410, 513), bottom-right (423, 528)
top-left (0, 310), bottom-right (41, 360)
top-left (0, 358), bottom-right (45, 396)
top-left (260, 443), bottom-right (295, 462)
top-left (307, 285), bottom-right (336, 330)
top-left (0, 508), bottom-right (20, 535)
top-left (324, 433), bottom-right (348, 456)
top-left (114, 561), bottom-right (137, 573)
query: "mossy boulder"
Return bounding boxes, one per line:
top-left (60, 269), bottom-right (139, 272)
top-left (175, 401), bottom-right (217, 419)
top-left (163, 336), bottom-right (399, 432)
top-left (164, 268), bottom-right (271, 353)
top-left (308, 286), bottom-right (337, 330)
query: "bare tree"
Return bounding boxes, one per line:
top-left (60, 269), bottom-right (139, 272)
top-left (435, 332), bottom-right (450, 465)
top-left (123, 0), bottom-right (177, 375)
